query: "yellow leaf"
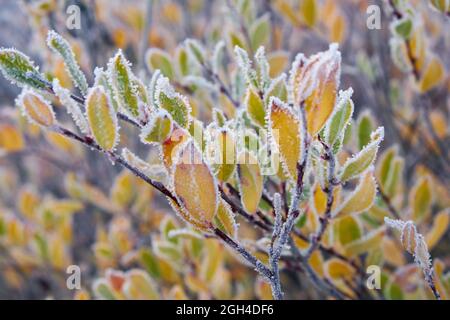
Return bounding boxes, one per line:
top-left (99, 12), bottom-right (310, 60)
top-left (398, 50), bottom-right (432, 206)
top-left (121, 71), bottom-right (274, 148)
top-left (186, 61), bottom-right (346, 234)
top-left (161, 127), bottom-right (189, 168)
top-left (382, 236), bottom-right (405, 266)
top-left (215, 199), bottom-right (237, 238)
top-left (419, 57), bottom-right (445, 93)
top-left (18, 90), bottom-right (55, 127)
top-left (429, 110), bottom-right (447, 139)
top-left (213, 129), bottom-right (236, 182)
top-left (269, 98), bottom-right (302, 180)
top-left (343, 227), bottom-right (385, 256)
top-left (173, 140), bottom-right (218, 226)
top-left (0, 124), bottom-right (24, 152)
top-left (312, 183), bottom-right (327, 216)
top-left (300, 0), bottom-right (317, 27)
top-left (409, 176), bottom-right (433, 224)
top-left (425, 209), bottom-right (449, 249)
top-left (337, 171), bottom-right (377, 217)
top-left (325, 258), bottom-right (355, 280)
top-left (237, 152), bottom-right (263, 214)
top-left (86, 86), bottom-right (119, 151)
top-left (329, 15), bottom-right (346, 43)
top-left (268, 51), bottom-right (289, 78)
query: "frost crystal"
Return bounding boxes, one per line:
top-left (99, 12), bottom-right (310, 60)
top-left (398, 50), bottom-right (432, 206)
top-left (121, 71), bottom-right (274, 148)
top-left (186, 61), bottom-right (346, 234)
top-left (384, 217), bottom-right (433, 279)
top-left (234, 46), bottom-right (258, 88)
top-left (53, 79), bottom-right (90, 135)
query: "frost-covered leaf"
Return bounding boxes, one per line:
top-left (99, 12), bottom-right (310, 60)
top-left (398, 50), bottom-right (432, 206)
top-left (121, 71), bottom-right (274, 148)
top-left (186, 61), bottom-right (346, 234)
top-left (122, 148), bottom-right (169, 183)
top-left (94, 67), bottom-right (119, 112)
top-left (268, 51), bottom-right (289, 78)
top-left (161, 127), bottom-right (189, 168)
top-left (47, 31), bottom-right (88, 95)
top-left (234, 46), bottom-right (258, 88)
top-left (140, 110), bottom-right (173, 145)
top-left (108, 50), bottom-right (140, 119)
top-left (17, 89), bottom-right (56, 127)
top-left (409, 176), bottom-right (433, 224)
top-left (146, 48), bottom-right (175, 79)
top-left (339, 127), bottom-right (384, 182)
top-left (384, 218), bottom-right (433, 280)
top-left (264, 74), bottom-right (288, 105)
top-left (214, 199), bottom-right (237, 239)
top-left (324, 88), bottom-right (354, 153)
top-left (53, 78), bottom-right (89, 134)
top-left (0, 48), bottom-right (46, 89)
top-left (245, 87), bottom-right (265, 128)
top-left (173, 140), bottom-right (218, 226)
top-left (237, 151), bottom-right (263, 214)
top-left (336, 170), bottom-right (377, 217)
top-left (85, 86), bottom-right (119, 151)
top-left (210, 129), bottom-right (236, 182)
top-left (155, 76), bottom-right (191, 128)
top-left (290, 44), bottom-right (341, 136)
top-left (268, 98), bottom-right (303, 181)
top-left (185, 39), bottom-right (206, 66)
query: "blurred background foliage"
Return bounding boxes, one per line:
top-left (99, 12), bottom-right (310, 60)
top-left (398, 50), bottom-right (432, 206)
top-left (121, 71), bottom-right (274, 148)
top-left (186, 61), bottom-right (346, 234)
top-left (0, 0), bottom-right (449, 299)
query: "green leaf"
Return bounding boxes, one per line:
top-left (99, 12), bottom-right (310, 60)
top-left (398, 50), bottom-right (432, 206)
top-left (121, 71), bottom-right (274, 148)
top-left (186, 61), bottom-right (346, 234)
top-left (93, 279), bottom-right (117, 300)
top-left (245, 87), bottom-right (266, 128)
top-left (140, 110), bottom-right (173, 144)
top-left (357, 110), bottom-right (375, 150)
top-left (250, 14), bottom-right (270, 51)
top-left (156, 76), bottom-right (191, 128)
top-left (324, 88), bottom-right (354, 153)
top-left (108, 50), bottom-right (140, 119)
top-left (0, 48), bottom-right (46, 89)
top-left (47, 31), bottom-right (88, 95)
top-left (339, 127), bottom-right (384, 182)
